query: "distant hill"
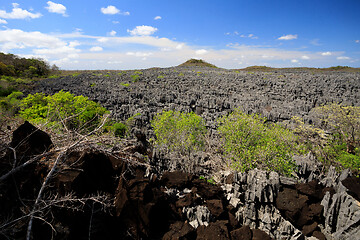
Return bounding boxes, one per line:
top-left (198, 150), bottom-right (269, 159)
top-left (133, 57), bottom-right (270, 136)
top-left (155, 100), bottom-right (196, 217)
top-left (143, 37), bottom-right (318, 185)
top-left (236, 65), bottom-right (360, 72)
top-left (178, 59), bottom-right (217, 68)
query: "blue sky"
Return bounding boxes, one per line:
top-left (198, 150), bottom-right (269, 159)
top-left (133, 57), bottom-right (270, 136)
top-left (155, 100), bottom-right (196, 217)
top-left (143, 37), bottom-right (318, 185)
top-left (0, 0), bottom-right (359, 69)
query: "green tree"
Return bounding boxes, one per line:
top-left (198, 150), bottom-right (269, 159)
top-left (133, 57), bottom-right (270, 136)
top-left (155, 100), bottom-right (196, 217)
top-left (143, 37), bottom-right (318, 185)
top-left (19, 90), bottom-right (108, 132)
top-left (218, 109), bottom-right (299, 176)
top-left (310, 103), bottom-right (360, 173)
top-left (151, 110), bottom-right (207, 154)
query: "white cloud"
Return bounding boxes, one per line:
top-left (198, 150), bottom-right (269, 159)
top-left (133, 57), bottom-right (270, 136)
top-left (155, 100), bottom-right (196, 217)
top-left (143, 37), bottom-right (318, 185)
top-left (278, 34), bottom-right (298, 40)
top-left (356, 40), bottom-right (360, 43)
top-left (97, 37), bottom-right (109, 43)
top-left (101, 5), bottom-right (129, 15)
top-left (0, 29), bottom-right (65, 51)
top-left (90, 46), bottom-right (103, 52)
top-left (69, 41), bottom-right (80, 47)
top-left (127, 25), bottom-right (158, 36)
top-left (195, 49), bottom-right (208, 55)
top-left (0, 3), bottom-right (42, 19)
top-left (109, 30), bottom-right (116, 36)
top-left (301, 55), bottom-right (310, 60)
top-left (176, 44), bottom-right (184, 50)
top-left (45, 1), bottom-right (67, 16)
top-left (0, 19), bottom-right (7, 24)
top-left (337, 56), bottom-right (350, 60)
top-left (126, 51), bottom-right (152, 57)
top-left (240, 33), bottom-right (258, 39)
top-left (291, 59), bottom-right (299, 63)
top-left (34, 46), bottom-right (80, 55)
top-left (154, 16), bottom-right (162, 20)
top-left (321, 52), bottom-right (332, 56)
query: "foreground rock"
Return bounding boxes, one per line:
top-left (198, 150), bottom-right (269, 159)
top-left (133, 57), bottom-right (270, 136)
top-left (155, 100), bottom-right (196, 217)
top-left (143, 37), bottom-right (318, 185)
top-left (1, 122), bottom-right (360, 239)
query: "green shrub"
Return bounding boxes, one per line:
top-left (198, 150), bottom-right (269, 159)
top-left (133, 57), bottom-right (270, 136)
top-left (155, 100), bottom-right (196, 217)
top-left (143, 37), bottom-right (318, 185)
top-left (151, 110), bottom-right (207, 154)
top-left (131, 74), bottom-right (140, 82)
top-left (305, 103), bottom-right (360, 174)
top-left (0, 91), bottom-right (23, 115)
top-left (218, 109), bottom-right (298, 176)
top-left (19, 90), bottom-right (108, 132)
top-left (111, 122), bottom-right (127, 138)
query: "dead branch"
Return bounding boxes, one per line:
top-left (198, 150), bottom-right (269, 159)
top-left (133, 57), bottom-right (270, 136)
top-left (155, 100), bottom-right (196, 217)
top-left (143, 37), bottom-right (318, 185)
top-left (26, 113), bottom-right (110, 240)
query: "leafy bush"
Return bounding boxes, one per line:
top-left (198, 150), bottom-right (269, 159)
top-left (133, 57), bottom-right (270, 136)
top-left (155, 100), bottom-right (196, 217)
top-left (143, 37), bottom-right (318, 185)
top-left (312, 103), bottom-right (360, 154)
top-left (151, 110), bottom-right (207, 154)
top-left (311, 104), bottom-right (360, 173)
top-left (218, 109), bottom-right (299, 176)
top-left (19, 90), bottom-right (108, 132)
top-left (0, 91), bottom-right (23, 115)
top-left (111, 122), bottom-right (127, 138)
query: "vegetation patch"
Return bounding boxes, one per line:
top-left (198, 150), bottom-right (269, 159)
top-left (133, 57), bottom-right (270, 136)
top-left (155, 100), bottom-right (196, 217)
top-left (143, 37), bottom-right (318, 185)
top-left (218, 108), bottom-right (300, 176)
top-left (151, 110), bottom-right (207, 154)
top-left (179, 59), bottom-right (217, 68)
top-left (19, 90), bottom-right (109, 133)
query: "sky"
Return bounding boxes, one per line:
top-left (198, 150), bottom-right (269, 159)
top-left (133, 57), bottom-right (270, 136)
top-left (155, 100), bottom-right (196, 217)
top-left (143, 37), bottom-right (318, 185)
top-left (0, 0), bottom-right (359, 70)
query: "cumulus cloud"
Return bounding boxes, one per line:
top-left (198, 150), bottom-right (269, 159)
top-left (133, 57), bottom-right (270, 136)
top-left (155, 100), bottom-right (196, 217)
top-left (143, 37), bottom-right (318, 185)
top-left (337, 56), bottom-right (350, 60)
top-left (301, 55), bottom-right (310, 60)
top-left (154, 16), bottom-right (162, 20)
top-left (0, 28), bottom-right (65, 51)
top-left (127, 25), bottom-right (158, 36)
top-left (101, 5), bottom-right (129, 15)
top-left (109, 30), bottom-right (116, 36)
top-left (278, 34), bottom-right (298, 40)
top-left (0, 19), bottom-right (7, 24)
top-left (321, 52), bottom-right (332, 56)
top-left (291, 59), bottom-right (299, 63)
top-left (195, 49), bottom-right (208, 55)
top-left (45, 1), bottom-right (67, 16)
top-left (356, 40), bottom-right (360, 43)
top-left (0, 3), bottom-right (42, 19)
top-left (90, 46), bottom-right (103, 52)
top-left (69, 41), bottom-right (80, 47)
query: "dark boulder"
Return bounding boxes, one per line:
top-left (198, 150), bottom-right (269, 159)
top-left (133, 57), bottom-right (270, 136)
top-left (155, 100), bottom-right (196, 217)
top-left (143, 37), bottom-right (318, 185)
top-left (10, 121), bottom-right (53, 160)
top-left (230, 225), bottom-right (252, 240)
top-left (196, 220), bottom-right (229, 240)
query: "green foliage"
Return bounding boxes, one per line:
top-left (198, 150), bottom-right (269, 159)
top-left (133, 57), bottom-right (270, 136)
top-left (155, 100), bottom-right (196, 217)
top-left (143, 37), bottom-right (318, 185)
top-left (0, 91), bottom-right (23, 116)
top-left (157, 75), bottom-right (165, 79)
top-left (151, 110), bottom-right (207, 154)
top-left (0, 52), bottom-right (54, 78)
top-left (19, 90), bottom-right (108, 132)
top-left (120, 82), bottom-right (130, 87)
top-left (292, 103), bottom-right (360, 175)
top-left (131, 74), bottom-right (140, 82)
top-left (72, 72), bottom-right (80, 77)
top-left (199, 176), bottom-right (216, 185)
top-left (111, 122), bottom-right (127, 138)
top-left (218, 109), bottom-right (298, 176)
top-left (89, 83), bottom-right (96, 87)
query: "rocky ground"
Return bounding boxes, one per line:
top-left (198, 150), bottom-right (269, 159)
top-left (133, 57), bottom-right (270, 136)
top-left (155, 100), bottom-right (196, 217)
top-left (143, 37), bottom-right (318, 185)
top-left (2, 67), bottom-right (359, 239)
top-left (0, 121), bottom-right (359, 239)
top-left (32, 67), bottom-right (360, 136)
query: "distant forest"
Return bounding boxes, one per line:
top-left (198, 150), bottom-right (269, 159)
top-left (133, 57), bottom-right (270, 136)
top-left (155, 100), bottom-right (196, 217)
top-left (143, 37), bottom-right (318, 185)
top-left (0, 52), bottom-right (57, 78)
